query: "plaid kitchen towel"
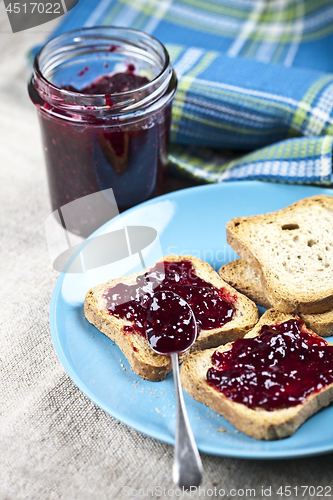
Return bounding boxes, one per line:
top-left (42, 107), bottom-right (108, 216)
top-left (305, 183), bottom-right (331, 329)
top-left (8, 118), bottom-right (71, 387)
top-left (30, 0), bottom-right (333, 185)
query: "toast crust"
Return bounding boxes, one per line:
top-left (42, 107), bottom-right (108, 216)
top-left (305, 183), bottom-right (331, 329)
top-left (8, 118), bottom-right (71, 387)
top-left (220, 258), bottom-right (271, 309)
top-left (220, 258), bottom-right (333, 337)
top-left (180, 309), bottom-right (333, 440)
top-left (84, 255), bottom-right (259, 381)
top-left (226, 195), bottom-right (333, 314)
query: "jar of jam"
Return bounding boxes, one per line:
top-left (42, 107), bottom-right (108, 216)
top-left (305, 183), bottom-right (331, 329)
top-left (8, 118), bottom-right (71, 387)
top-left (28, 27), bottom-right (177, 236)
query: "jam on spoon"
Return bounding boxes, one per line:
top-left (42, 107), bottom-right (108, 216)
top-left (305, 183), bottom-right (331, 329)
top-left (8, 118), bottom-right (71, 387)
top-left (146, 290), bottom-right (202, 489)
top-left (145, 290), bottom-right (198, 355)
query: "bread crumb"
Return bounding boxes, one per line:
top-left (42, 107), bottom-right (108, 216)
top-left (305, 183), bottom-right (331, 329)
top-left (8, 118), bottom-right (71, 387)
top-left (218, 427), bottom-right (226, 433)
top-left (155, 408), bottom-right (161, 413)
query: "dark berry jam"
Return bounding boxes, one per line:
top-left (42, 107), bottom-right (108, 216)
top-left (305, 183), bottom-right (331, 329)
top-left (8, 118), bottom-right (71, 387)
top-left (207, 319), bottom-right (333, 411)
top-left (146, 290), bottom-right (197, 354)
top-left (104, 260), bottom-right (235, 341)
top-left (74, 72), bottom-right (149, 95)
top-left (32, 72), bottom-right (171, 236)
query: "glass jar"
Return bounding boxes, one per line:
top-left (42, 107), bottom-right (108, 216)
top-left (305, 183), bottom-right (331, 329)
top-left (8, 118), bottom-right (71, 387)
top-left (28, 27), bottom-right (177, 236)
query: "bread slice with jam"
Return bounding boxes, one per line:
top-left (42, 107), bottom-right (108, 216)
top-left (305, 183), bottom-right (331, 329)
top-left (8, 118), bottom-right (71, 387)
top-left (220, 258), bottom-right (333, 337)
top-left (180, 309), bottom-right (333, 440)
top-left (226, 195), bottom-right (333, 314)
top-left (84, 255), bottom-right (258, 381)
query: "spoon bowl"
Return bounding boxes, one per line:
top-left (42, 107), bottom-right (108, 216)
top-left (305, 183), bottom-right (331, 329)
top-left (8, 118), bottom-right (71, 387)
top-left (145, 290), bottom-right (198, 355)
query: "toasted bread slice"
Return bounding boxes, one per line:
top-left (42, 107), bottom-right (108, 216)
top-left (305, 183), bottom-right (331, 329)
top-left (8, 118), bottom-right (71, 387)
top-left (84, 255), bottom-right (258, 381)
top-left (220, 258), bottom-right (333, 337)
top-left (180, 309), bottom-right (333, 440)
top-left (220, 258), bottom-right (271, 309)
top-left (226, 195), bottom-right (333, 314)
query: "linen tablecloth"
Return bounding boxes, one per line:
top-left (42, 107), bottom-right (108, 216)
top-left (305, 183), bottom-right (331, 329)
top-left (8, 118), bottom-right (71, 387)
top-left (2, 3), bottom-right (333, 500)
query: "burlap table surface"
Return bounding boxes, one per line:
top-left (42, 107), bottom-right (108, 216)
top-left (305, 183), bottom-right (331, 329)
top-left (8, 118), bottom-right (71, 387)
top-left (1, 13), bottom-right (333, 500)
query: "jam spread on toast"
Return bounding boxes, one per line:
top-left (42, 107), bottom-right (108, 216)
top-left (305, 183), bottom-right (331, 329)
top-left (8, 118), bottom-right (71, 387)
top-left (207, 319), bottom-right (333, 411)
top-left (104, 260), bottom-right (235, 340)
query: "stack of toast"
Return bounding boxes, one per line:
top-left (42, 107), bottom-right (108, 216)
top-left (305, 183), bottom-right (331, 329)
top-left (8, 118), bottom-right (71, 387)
top-left (220, 194), bottom-right (333, 334)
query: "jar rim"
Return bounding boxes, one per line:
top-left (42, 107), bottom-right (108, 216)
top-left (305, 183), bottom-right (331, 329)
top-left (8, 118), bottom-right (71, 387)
top-left (30, 26), bottom-right (177, 120)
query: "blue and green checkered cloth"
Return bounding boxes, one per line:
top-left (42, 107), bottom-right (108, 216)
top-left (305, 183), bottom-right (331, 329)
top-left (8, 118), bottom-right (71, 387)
top-left (31, 0), bottom-right (333, 185)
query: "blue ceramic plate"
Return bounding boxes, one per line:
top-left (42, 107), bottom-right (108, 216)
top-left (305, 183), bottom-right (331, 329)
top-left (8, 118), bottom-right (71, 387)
top-left (50, 181), bottom-right (333, 459)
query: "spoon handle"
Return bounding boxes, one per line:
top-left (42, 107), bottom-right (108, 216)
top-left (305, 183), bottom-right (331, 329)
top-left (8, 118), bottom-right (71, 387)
top-left (171, 352), bottom-right (203, 489)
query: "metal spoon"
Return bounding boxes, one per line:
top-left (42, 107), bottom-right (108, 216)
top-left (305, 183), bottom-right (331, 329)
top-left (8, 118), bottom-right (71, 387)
top-left (146, 290), bottom-right (203, 489)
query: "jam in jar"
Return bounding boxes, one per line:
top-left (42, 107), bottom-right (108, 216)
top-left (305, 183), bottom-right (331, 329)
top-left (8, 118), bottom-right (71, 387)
top-left (29, 27), bottom-right (177, 236)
